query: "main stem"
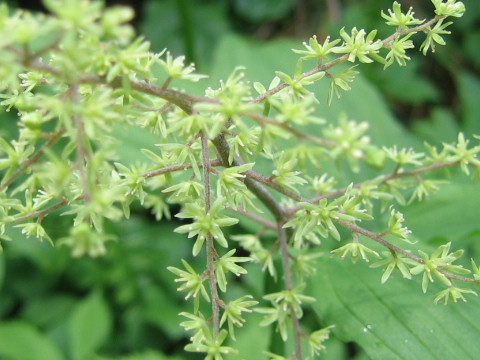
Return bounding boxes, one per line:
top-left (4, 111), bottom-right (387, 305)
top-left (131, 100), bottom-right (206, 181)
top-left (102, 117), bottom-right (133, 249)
top-left (213, 132), bottom-right (303, 357)
top-left (278, 225), bottom-right (303, 360)
top-left (201, 132), bottom-right (220, 339)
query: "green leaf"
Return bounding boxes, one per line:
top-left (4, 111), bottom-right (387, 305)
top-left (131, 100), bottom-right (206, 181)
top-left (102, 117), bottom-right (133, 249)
top-left (226, 313), bottom-right (270, 360)
top-left (142, 286), bottom-right (185, 339)
top-left (308, 257), bottom-right (480, 360)
top-left (0, 321), bottom-right (65, 360)
top-left (411, 107), bottom-right (459, 146)
top-left (140, 0), bottom-right (231, 67)
top-left (95, 350), bottom-right (185, 360)
top-left (21, 295), bottom-right (77, 329)
top-left (69, 291), bottom-right (112, 360)
top-left (363, 60), bottom-right (440, 105)
top-left (113, 124), bottom-right (159, 165)
top-left (457, 71), bottom-right (480, 136)
top-left (403, 182), bottom-right (480, 241)
top-left (233, 0), bottom-right (294, 23)
top-left (0, 254), bottom-right (4, 291)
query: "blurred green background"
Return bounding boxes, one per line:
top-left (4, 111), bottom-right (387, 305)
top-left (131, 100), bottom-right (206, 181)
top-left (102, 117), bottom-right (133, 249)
top-left (1, 1), bottom-right (480, 359)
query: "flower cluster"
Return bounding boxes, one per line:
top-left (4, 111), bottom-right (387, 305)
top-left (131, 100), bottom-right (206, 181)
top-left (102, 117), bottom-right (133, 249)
top-left (0, 1), bottom-right (475, 359)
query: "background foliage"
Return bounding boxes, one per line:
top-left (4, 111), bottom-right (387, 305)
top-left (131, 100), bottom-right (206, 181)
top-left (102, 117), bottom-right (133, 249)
top-left (1, 0), bottom-right (480, 359)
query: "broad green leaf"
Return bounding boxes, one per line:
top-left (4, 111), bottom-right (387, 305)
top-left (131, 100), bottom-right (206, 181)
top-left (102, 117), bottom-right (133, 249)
top-left (5, 223), bottom-right (70, 275)
top-left (140, 0), bottom-right (231, 68)
top-left (140, 0), bottom-right (184, 55)
top-left (318, 336), bottom-right (349, 360)
top-left (0, 321), bottom-right (65, 360)
top-left (142, 286), bottom-right (185, 339)
top-left (308, 256), bottom-right (480, 360)
top-left (227, 313), bottom-right (270, 360)
top-left (411, 107), bottom-right (459, 146)
top-left (362, 59), bottom-right (440, 105)
top-left (403, 182), bottom-right (480, 242)
top-left (457, 71), bottom-right (480, 136)
top-left (113, 124), bottom-right (159, 166)
top-left (462, 31), bottom-right (480, 69)
top-left (21, 295), bottom-right (77, 329)
top-left (69, 291), bottom-right (112, 360)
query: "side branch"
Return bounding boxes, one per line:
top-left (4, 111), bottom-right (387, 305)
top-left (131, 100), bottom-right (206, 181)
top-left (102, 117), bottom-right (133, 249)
top-left (336, 219), bottom-right (424, 262)
top-left (244, 170), bottom-right (306, 203)
top-left (6, 45), bottom-right (218, 114)
top-left (336, 219), bottom-right (480, 285)
top-left (0, 128), bottom-right (66, 192)
top-left (140, 159), bottom-right (222, 179)
top-left (381, 16), bottom-right (444, 46)
top-left (287, 160), bottom-right (462, 215)
top-left (250, 15), bottom-right (444, 104)
top-left (9, 198), bottom-right (69, 224)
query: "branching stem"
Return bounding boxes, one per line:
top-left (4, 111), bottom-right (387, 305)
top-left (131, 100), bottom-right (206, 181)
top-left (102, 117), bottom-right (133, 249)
top-left (2, 12), bottom-right (471, 359)
top-left (244, 170), bottom-right (306, 202)
top-left (212, 133), bottom-right (288, 222)
top-left (201, 132), bottom-right (220, 339)
top-left (140, 159), bottom-right (222, 179)
top-left (336, 219), bottom-right (480, 285)
top-left (287, 160), bottom-right (462, 215)
top-left (10, 198), bottom-right (69, 224)
top-left (250, 15), bottom-right (445, 104)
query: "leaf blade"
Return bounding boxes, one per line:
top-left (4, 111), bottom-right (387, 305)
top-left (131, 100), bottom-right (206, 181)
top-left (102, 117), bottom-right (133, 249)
top-left (69, 291), bottom-right (112, 360)
top-left (308, 257), bottom-right (480, 360)
top-left (0, 321), bottom-right (65, 360)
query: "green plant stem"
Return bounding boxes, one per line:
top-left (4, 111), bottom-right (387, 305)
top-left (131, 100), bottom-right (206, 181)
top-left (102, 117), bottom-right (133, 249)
top-left (381, 160), bottom-right (461, 180)
top-left (201, 132), bottom-right (220, 339)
